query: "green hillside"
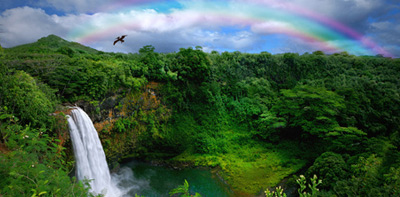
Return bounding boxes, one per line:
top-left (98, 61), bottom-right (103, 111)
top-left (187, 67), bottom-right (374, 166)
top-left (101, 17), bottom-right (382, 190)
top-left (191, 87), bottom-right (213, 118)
top-left (6, 34), bottom-right (99, 54)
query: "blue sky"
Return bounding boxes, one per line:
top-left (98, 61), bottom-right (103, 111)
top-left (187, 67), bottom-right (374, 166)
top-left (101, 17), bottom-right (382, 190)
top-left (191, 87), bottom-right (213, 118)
top-left (0, 0), bottom-right (399, 57)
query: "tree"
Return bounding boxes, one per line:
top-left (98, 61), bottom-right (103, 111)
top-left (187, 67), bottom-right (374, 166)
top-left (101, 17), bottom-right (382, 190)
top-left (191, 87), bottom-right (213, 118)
top-left (0, 44), bottom-right (5, 75)
top-left (334, 154), bottom-right (384, 196)
top-left (270, 85), bottom-right (366, 143)
top-left (139, 45), bottom-right (165, 81)
top-left (139, 45), bottom-right (155, 54)
top-left (306, 152), bottom-right (349, 189)
top-left (0, 44), bottom-right (4, 55)
top-left (274, 85), bottom-right (343, 137)
top-left (172, 47), bottom-right (211, 84)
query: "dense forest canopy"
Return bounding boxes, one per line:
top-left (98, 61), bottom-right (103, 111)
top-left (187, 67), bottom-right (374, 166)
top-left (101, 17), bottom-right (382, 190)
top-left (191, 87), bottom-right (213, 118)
top-left (0, 35), bottom-right (399, 196)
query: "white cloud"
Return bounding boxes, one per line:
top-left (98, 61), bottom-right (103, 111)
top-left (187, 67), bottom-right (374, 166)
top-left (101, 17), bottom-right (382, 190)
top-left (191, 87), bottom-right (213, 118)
top-left (0, 7), bottom-right (68, 47)
top-left (60, 6), bottom-right (263, 52)
top-left (251, 21), bottom-right (292, 34)
top-left (202, 30), bottom-right (260, 51)
top-left (83, 24), bottom-right (260, 53)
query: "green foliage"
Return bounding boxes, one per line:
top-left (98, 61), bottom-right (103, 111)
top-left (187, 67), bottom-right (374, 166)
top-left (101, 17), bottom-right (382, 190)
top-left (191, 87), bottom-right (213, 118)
top-left (0, 151), bottom-right (89, 196)
top-left (306, 152), bottom-right (349, 189)
top-left (264, 175), bottom-right (321, 197)
top-left (334, 154), bottom-right (384, 196)
top-left (193, 132), bottom-right (228, 154)
top-left (7, 34), bottom-right (98, 54)
top-left (267, 85), bottom-right (367, 150)
top-left (113, 117), bottom-right (137, 133)
top-left (0, 70), bottom-right (57, 128)
top-left (296, 174), bottom-right (322, 197)
top-left (274, 85), bottom-right (345, 137)
top-left (172, 47), bottom-right (211, 83)
top-left (0, 44), bottom-right (4, 56)
top-left (254, 111), bottom-right (286, 142)
top-left (169, 179), bottom-right (201, 197)
top-left (139, 45), bottom-right (167, 81)
top-left (265, 186), bottom-right (286, 197)
top-left (0, 111), bottom-right (88, 196)
top-left (308, 140), bottom-right (400, 196)
top-left (383, 167), bottom-right (400, 195)
top-left (57, 46), bottom-right (75, 57)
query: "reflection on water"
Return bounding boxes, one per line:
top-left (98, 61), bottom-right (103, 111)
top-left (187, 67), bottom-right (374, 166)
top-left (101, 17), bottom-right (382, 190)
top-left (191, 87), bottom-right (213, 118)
top-left (114, 161), bottom-right (233, 197)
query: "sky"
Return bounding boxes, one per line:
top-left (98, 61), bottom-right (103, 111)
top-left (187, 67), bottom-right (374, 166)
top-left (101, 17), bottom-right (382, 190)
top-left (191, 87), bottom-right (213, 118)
top-left (0, 0), bottom-right (399, 57)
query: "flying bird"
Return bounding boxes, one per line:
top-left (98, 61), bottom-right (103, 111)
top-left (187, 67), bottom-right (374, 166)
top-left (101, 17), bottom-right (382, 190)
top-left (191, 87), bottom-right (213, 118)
top-left (113, 35), bottom-right (127, 45)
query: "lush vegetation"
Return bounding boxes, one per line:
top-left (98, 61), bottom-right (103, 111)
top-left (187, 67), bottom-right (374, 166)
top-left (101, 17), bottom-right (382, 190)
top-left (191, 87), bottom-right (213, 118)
top-left (0, 42), bottom-right (89, 196)
top-left (1, 35), bottom-right (399, 196)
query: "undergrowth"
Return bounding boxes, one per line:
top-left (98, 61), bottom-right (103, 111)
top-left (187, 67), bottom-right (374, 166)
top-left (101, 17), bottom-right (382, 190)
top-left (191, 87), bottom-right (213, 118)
top-left (172, 129), bottom-right (306, 195)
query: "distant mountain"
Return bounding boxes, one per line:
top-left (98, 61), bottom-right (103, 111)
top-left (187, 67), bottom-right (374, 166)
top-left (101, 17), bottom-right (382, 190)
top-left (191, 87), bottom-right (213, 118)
top-left (5, 34), bottom-right (99, 55)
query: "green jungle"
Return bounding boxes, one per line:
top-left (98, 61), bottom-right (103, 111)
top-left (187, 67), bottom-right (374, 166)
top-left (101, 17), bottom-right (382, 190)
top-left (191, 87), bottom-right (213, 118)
top-left (0, 35), bottom-right (399, 196)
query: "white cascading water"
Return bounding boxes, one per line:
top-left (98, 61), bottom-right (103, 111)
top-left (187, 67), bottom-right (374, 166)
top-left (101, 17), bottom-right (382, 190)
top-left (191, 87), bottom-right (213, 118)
top-left (67, 107), bottom-right (123, 197)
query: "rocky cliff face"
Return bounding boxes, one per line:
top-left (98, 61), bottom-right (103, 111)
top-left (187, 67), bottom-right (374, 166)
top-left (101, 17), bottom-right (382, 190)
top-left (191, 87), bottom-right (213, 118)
top-left (59, 82), bottom-right (170, 163)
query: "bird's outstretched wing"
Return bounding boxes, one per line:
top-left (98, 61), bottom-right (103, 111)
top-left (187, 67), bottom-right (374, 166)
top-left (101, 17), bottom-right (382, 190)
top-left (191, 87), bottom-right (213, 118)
top-left (113, 35), bottom-right (127, 45)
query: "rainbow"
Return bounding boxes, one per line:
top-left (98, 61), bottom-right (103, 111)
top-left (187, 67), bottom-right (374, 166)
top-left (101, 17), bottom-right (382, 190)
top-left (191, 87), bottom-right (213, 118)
top-left (67, 0), bottom-right (391, 57)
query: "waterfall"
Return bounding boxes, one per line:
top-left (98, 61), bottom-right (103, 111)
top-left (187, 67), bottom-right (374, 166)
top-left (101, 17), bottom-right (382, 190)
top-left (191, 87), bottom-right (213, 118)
top-left (67, 107), bottom-right (121, 197)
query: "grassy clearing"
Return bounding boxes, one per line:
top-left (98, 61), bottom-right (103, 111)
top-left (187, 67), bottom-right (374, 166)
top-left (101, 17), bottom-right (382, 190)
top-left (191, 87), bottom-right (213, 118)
top-left (172, 131), bottom-right (306, 195)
